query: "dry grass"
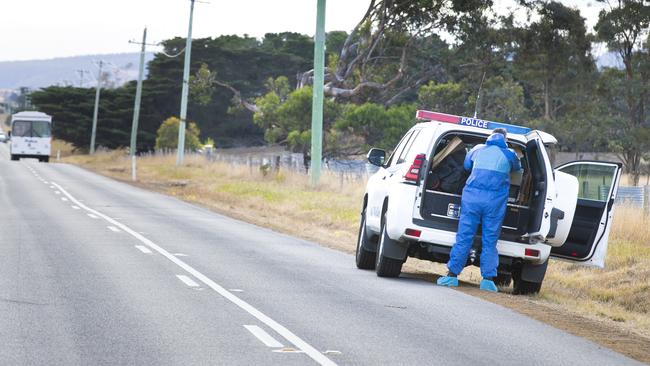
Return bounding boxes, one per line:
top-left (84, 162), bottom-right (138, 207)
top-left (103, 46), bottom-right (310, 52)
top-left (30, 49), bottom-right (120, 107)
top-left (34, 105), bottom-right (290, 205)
top-left (542, 205), bottom-right (650, 334)
top-left (64, 150), bottom-right (650, 343)
top-left (64, 151), bottom-right (365, 250)
top-left (51, 139), bottom-right (77, 158)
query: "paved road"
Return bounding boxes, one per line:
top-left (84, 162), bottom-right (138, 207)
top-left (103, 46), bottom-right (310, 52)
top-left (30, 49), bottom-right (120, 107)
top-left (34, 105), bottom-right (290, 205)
top-left (0, 143), bottom-right (643, 366)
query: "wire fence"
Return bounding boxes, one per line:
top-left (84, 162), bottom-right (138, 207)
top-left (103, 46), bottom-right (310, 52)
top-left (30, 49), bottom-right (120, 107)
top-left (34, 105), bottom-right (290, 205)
top-left (153, 148), bottom-right (649, 215)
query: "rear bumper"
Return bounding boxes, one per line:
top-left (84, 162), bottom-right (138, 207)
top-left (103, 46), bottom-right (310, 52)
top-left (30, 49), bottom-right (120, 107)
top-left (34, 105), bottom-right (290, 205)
top-left (11, 153), bottom-right (49, 158)
top-left (395, 222), bottom-right (550, 265)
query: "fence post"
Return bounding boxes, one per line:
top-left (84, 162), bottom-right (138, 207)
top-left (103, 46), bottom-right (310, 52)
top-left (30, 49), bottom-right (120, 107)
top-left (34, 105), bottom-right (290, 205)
top-left (274, 155), bottom-right (281, 173)
top-left (643, 185), bottom-right (650, 216)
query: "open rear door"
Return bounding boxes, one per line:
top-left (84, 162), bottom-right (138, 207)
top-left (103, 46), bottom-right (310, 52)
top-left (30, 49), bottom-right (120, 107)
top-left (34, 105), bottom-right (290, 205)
top-left (523, 131), bottom-right (557, 243)
top-left (550, 161), bottom-right (622, 268)
top-left (544, 171), bottom-right (579, 247)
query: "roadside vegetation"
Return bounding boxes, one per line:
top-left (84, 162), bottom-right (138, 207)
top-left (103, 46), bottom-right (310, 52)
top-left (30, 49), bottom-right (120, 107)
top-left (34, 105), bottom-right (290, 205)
top-left (65, 151), bottom-right (650, 357)
top-left (29, 1), bottom-right (650, 185)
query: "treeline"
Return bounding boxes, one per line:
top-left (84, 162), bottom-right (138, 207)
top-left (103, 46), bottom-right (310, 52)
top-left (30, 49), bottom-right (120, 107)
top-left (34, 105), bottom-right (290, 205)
top-left (31, 1), bottom-right (650, 184)
top-left (31, 32), bottom-right (322, 150)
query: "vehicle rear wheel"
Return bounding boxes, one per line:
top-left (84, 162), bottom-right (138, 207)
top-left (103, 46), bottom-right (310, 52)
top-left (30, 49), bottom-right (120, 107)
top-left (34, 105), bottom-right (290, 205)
top-left (494, 272), bottom-right (512, 287)
top-left (10, 155), bottom-right (18, 161)
top-left (40, 157), bottom-right (49, 163)
top-left (512, 268), bottom-right (542, 295)
top-left (375, 213), bottom-right (403, 278)
top-left (355, 209), bottom-right (376, 270)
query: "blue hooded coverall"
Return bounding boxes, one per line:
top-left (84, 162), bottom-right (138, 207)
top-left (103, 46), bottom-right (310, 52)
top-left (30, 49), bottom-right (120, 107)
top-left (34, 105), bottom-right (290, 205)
top-left (447, 133), bottom-right (522, 279)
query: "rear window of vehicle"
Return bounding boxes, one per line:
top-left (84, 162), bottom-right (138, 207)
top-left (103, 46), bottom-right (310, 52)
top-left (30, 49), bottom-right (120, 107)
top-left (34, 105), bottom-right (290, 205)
top-left (397, 130), bottom-right (421, 164)
top-left (401, 128), bottom-right (435, 165)
top-left (386, 130), bottom-right (414, 167)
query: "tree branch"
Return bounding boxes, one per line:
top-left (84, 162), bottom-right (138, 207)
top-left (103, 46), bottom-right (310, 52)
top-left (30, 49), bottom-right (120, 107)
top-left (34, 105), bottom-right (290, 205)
top-left (213, 79), bottom-right (259, 113)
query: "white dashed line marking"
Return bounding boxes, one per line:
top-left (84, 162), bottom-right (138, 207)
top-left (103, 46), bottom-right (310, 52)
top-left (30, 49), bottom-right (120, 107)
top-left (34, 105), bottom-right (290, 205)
top-left (135, 245), bottom-right (152, 254)
top-left (54, 191), bottom-right (61, 195)
top-left (107, 226), bottom-right (121, 232)
top-left (230, 289), bottom-right (244, 292)
top-left (173, 253), bottom-right (188, 257)
top-left (176, 274), bottom-right (200, 288)
top-left (61, 197), bottom-right (68, 202)
top-left (71, 206), bottom-right (80, 210)
top-left (87, 213), bottom-right (99, 219)
top-left (50, 181), bottom-right (336, 366)
top-left (244, 325), bottom-right (285, 348)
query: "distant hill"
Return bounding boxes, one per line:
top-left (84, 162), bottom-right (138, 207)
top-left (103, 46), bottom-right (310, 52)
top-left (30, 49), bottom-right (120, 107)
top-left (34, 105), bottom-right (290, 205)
top-left (0, 53), bottom-right (154, 90)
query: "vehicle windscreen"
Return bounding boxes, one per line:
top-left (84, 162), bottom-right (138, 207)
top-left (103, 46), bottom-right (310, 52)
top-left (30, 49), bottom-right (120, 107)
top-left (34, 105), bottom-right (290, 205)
top-left (12, 120), bottom-right (51, 138)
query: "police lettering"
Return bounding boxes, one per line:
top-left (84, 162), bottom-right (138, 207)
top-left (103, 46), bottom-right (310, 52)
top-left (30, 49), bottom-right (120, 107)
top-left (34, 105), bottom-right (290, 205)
top-left (460, 117), bottom-right (488, 129)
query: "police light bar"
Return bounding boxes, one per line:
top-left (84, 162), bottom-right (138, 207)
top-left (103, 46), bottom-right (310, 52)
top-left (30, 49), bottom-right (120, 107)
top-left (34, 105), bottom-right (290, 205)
top-left (415, 110), bottom-right (531, 135)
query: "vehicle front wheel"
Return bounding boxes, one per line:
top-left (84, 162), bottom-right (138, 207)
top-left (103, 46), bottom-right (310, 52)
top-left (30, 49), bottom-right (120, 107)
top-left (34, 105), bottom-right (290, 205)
top-left (355, 209), bottom-right (376, 270)
top-left (375, 214), bottom-right (403, 278)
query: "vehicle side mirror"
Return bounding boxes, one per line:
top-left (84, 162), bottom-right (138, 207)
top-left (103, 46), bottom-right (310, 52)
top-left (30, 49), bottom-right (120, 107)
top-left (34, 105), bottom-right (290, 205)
top-left (367, 148), bottom-right (386, 167)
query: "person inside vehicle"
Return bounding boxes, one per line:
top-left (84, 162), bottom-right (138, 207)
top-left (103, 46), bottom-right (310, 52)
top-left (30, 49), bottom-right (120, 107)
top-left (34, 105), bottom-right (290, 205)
top-left (436, 128), bottom-right (522, 292)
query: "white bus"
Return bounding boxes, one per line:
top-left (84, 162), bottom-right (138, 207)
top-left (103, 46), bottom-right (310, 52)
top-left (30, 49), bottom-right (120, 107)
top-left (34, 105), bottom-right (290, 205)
top-left (10, 111), bottom-right (52, 162)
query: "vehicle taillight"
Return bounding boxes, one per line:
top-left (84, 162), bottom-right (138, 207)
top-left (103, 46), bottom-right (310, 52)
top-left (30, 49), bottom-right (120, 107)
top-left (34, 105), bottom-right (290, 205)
top-left (405, 229), bottom-right (421, 238)
top-left (525, 248), bottom-right (540, 257)
top-left (404, 153), bottom-right (426, 183)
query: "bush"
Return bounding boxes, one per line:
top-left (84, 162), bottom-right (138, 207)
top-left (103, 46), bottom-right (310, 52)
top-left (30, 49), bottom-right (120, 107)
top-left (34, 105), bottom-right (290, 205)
top-left (155, 116), bottom-right (201, 151)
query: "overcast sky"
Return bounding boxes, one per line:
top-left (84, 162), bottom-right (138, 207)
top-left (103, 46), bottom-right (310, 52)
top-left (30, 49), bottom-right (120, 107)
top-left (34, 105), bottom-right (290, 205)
top-left (1, 0), bottom-right (607, 62)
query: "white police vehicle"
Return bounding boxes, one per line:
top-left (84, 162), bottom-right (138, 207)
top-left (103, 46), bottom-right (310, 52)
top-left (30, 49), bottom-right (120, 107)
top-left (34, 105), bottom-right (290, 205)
top-left (356, 110), bottom-right (622, 294)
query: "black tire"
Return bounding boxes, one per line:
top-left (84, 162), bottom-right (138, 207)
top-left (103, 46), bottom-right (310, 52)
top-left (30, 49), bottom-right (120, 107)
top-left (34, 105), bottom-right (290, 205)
top-left (375, 213), bottom-right (403, 278)
top-left (40, 157), bottom-right (49, 163)
top-left (512, 269), bottom-right (542, 295)
top-left (494, 272), bottom-right (512, 287)
top-left (10, 155), bottom-right (18, 161)
top-left (355, 209), bottom-right (376, 270)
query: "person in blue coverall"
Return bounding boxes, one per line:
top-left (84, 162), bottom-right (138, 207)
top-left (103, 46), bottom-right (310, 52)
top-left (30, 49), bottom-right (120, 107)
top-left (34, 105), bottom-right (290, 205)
top-left (437, 128), bottom-right (522, 292)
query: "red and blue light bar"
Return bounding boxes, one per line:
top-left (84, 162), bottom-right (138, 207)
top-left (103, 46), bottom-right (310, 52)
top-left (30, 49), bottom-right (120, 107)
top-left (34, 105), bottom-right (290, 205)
top-left (415, 110), bottom-right (531, 135)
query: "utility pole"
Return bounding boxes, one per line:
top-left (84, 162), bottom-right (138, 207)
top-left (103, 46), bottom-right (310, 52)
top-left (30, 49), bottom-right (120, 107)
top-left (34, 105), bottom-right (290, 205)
top-left (176, 0), bottom-right (196, 166)
top-left (310, 0), bottom-right (326, 185)
top-left (90, 60), bottom-right (103, 154)
top-left (76, 69), bottom-right (88, 87)
top-left (129, 27), bottom-right (148, 181)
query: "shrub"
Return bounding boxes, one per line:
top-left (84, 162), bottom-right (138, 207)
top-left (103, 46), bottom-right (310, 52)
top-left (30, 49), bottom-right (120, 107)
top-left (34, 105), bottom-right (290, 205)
top-left (155, 116), bottom-right (201, 151)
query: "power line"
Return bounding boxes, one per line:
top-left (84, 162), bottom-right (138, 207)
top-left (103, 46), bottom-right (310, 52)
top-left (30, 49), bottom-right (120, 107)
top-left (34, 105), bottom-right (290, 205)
top-left (75, 69), bottom-right (90, 87)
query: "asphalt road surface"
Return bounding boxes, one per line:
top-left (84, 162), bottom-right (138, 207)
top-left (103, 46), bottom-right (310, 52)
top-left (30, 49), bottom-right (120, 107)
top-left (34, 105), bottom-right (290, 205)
top-left (0, 143), bottom-right (643, 366)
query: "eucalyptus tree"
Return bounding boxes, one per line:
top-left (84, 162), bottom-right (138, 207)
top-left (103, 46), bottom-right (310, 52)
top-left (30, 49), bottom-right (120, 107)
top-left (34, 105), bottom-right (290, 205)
top-left (595, 0), bottom-right (650, 185)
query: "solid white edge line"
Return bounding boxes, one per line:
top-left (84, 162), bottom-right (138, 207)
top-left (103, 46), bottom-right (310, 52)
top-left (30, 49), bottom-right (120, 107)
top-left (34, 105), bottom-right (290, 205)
top-left (50, 181), bottom-right (336, 366)
top-left (244, 325), bottom-right (285, 348)
top-left (176, 274), bottom-right (200, 287)
top-left (135, 245), bottom-right (152, 254)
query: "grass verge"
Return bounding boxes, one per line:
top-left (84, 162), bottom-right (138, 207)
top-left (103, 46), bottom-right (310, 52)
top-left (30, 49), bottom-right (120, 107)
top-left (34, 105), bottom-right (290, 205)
top-left (64, 150), bottom-right (650, 363)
